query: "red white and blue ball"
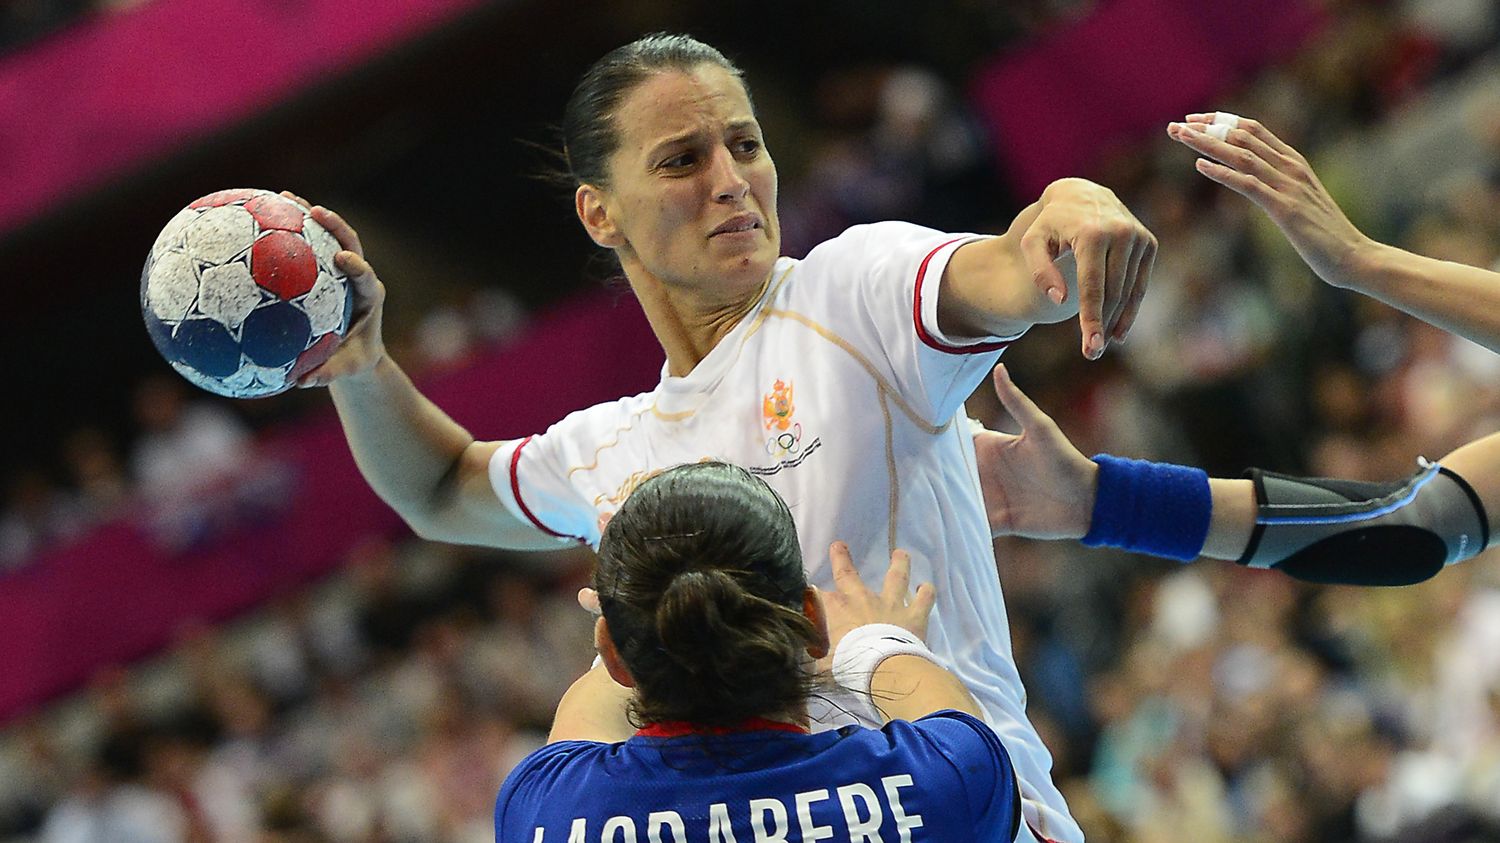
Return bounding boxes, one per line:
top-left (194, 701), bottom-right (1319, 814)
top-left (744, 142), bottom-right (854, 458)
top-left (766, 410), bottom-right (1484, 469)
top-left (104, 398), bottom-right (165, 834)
top-left (141, 189), bottom-right (352, 398)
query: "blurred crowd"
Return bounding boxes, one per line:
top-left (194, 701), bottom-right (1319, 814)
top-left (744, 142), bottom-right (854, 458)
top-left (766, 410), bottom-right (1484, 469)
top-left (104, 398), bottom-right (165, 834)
top-left (0, 282), bottom-right (526, 570)
top-left (0, 540), bottom-right (594, 843)
top-left (975, 3), bottom-right (1500, 841)
top-left (5, 0), bottom-right (1500, 841)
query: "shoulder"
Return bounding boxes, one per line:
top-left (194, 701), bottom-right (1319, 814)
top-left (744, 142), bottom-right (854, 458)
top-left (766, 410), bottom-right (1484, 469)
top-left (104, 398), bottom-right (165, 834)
top-left (901, 712), bottom-right (1019, 838)
top-left (503, 739), bottom-right (610, 783)
top-left (538, 389), bottom-right (659, 442)
top-left (495, 740), bottom-right (612, 821)
top-left (801, 221), bottom-right (950, 267)
top-left (905, 711), bottom-right (1009, 759)
top-left (833, 711), bottom-right (1005, 764)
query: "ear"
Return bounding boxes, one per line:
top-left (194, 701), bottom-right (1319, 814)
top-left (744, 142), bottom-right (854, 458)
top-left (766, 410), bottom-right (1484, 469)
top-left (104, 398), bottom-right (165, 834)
top-left (595, 616), bottom-right (636, 688)
top-left (576, 184), bottom-right (625, 249)
top-left (802, 587), bottom-right (831, 660)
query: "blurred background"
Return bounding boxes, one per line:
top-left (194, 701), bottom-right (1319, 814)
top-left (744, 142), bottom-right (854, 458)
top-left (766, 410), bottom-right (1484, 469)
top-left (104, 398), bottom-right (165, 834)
top-left (4, 0), bottom-right (1500, 840)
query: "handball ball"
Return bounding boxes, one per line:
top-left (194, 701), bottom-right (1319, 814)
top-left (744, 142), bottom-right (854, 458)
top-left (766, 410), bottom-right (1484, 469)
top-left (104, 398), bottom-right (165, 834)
top-left (140, 189), bottom-right (352, 398)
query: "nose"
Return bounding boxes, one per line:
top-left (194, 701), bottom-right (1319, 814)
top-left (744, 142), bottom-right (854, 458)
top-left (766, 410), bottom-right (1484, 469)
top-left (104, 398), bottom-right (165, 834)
top-left (708, 147), bottom-right (750, 203)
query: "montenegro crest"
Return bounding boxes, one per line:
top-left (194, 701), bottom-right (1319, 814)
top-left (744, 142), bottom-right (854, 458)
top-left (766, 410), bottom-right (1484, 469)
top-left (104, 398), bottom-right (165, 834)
top-left (762, 379), bottom-right (795, 431)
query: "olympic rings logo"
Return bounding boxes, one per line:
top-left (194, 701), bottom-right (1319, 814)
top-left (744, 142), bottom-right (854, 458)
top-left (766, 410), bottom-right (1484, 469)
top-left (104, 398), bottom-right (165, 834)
top-left (766, 422), bottom-right (803, 457)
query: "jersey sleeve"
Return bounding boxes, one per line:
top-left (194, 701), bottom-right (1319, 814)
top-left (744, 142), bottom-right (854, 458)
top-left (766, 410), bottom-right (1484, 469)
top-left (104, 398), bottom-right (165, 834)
top-left (794, 221), bottom-right (1026, 425)
top-left (489, 412), bottom-right (614, 548)
top-left (911, 711), bottom-right (1021, 841)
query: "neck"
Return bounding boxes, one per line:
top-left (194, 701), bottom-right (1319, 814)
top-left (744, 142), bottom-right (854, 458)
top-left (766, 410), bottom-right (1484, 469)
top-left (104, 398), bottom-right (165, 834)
top-left (625, 260), bottom-right (773, 378)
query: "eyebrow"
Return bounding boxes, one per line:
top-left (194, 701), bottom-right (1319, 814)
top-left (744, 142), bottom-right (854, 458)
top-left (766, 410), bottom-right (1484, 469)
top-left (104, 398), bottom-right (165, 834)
top-left (645, 119), bottom-right (761, 160)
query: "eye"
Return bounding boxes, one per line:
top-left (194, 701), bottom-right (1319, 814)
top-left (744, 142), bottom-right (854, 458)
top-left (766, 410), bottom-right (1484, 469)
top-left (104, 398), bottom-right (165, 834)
top-left (659, 151), bottom-right (697, 170)
top-left (733, 137), bottom-right (762, 157)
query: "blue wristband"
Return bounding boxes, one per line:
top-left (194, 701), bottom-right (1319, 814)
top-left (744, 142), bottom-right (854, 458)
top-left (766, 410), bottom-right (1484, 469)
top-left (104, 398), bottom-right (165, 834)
top-left (1081, 454), bottom-right (1212, 562)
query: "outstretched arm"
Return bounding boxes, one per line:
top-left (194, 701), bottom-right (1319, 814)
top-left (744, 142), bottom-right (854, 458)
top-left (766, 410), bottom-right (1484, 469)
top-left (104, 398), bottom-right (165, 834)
top-left (940, 179), bottom-right (1158, 360)
top-left (1169, 114), bottom-right (1500, 354)
top-left (975, 364), bottom-right (1496, 582)
top-left (290, 196), bottom-right (560, 549)
top-left (975, 364), bottom-right (1255, 559)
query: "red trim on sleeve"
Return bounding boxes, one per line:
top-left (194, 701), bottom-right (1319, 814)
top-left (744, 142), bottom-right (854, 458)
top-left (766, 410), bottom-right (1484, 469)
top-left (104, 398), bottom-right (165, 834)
top-left (912, 236), bottom-right (1017, 355)
top-left (509, 435), bottom-right (574, 540)
top-left (1026, 821), bottom-right (1063, 843)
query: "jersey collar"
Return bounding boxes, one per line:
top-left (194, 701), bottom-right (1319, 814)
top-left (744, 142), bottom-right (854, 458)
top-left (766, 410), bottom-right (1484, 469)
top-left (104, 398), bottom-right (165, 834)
top-left (635, 717), bottom-right (810, 738)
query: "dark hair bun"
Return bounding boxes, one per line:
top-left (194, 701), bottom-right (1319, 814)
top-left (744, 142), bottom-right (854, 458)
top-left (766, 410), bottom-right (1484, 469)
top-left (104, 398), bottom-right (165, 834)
top-left (652, 568), bottom-right (814, 714)
top-left (595, 462), bottom-right (819, 727)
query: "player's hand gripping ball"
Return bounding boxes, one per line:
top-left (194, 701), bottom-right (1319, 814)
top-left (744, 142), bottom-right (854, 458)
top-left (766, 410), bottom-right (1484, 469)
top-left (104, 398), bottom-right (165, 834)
top-left (140, 189), bottom-right (352, 398)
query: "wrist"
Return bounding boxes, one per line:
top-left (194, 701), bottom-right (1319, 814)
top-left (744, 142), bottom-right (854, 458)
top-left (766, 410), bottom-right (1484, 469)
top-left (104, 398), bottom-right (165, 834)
top-left (1073, 458), bottom-right (1100, 539)
top-left (1327, 235), bottom-right (1386, 291)
top-left (327, 351), bottom-right (394, 392)
top-left (1081, 454), bottom-right (1211, 561)
top-left (831, 623), bottom-right (936, 701)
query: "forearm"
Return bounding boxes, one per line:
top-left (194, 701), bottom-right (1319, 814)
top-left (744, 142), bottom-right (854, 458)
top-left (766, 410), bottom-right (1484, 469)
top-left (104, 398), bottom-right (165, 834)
top-left (938, 201), bottom-right (1077, 339)
top-left (327, 355), bottom-right (480, 538)
top-left (1071, 465), bottom-right (1254, 560)
top-left (1091, 446), bottom-right (1494, 584)
top-left (1344, 242), bottom-right (1500, 354)
top-left (869, 655), bottom-right (984, 723)
top-left (1201, 478), bottom-right (1256, 560)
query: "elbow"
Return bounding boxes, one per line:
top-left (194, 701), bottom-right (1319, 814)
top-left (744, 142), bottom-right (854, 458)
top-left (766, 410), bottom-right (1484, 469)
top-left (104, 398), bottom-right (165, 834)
top-left (403, 452), bottom-right (472, 544)
top-left (404, 512), bottom-right (447, 543)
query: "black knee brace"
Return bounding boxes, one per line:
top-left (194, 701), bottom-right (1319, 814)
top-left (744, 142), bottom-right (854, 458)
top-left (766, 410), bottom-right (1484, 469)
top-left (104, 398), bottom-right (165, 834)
top-left (1238, 460), bottom-right (1490, 586)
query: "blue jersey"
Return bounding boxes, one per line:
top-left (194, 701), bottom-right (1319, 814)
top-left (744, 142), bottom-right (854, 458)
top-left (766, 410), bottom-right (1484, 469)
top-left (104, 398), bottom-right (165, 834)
top-left (495, 710), bottom-right (1019, 842)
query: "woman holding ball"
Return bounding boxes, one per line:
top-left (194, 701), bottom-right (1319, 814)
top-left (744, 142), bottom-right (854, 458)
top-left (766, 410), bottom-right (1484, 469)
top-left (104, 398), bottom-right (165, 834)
top-left (298, 34), bottom-right (1158, 842)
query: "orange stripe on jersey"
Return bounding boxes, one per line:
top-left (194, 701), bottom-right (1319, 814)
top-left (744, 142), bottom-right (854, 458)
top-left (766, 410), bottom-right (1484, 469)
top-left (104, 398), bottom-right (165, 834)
top-left (567, 404), bottom-right (654, 479)
top-left (912, 237), bottom-right (1019, 355)
top-left (764, 307), bottom-right (947, 434)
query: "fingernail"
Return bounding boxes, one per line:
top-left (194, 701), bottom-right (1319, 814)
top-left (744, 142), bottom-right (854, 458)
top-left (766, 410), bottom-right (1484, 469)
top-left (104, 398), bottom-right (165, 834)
top-left (1088, 333), bottom-right (1103, 358)
top-left (1048, 286), bottom-right (1064, 304)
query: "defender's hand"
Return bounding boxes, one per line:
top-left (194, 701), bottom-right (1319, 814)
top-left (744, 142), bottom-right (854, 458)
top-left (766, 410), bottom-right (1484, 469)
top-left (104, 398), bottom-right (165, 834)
top-left (974, 364), bottom-right (1098, 539)
top-left (818, 543), bottom-right (936, 652)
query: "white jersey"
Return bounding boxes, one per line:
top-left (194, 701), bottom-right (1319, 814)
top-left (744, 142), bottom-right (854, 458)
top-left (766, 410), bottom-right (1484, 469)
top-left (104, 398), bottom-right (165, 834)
top-left (489, 221), bottom-right (1080, 843)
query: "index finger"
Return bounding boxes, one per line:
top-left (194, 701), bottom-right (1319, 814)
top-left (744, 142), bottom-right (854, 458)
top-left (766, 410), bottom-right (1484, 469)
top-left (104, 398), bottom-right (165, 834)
top-left (1072, 235), bottom-right (1106, 359)
top-left (280, 191), bottom-right (313, 211)
top-left (1185, 113), bottom-right (1297, 159)
top-left (309, 206), bottom-right (364, 257)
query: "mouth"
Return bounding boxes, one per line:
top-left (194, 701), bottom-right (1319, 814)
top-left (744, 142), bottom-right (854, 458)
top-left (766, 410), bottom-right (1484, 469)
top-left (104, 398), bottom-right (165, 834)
top-left (709, 213), bottom-right (764, 238)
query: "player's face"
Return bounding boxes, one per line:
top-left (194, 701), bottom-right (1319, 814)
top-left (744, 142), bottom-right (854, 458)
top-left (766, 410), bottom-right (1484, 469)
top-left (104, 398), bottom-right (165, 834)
top-left (594, 65), bottom-right (780, 295)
